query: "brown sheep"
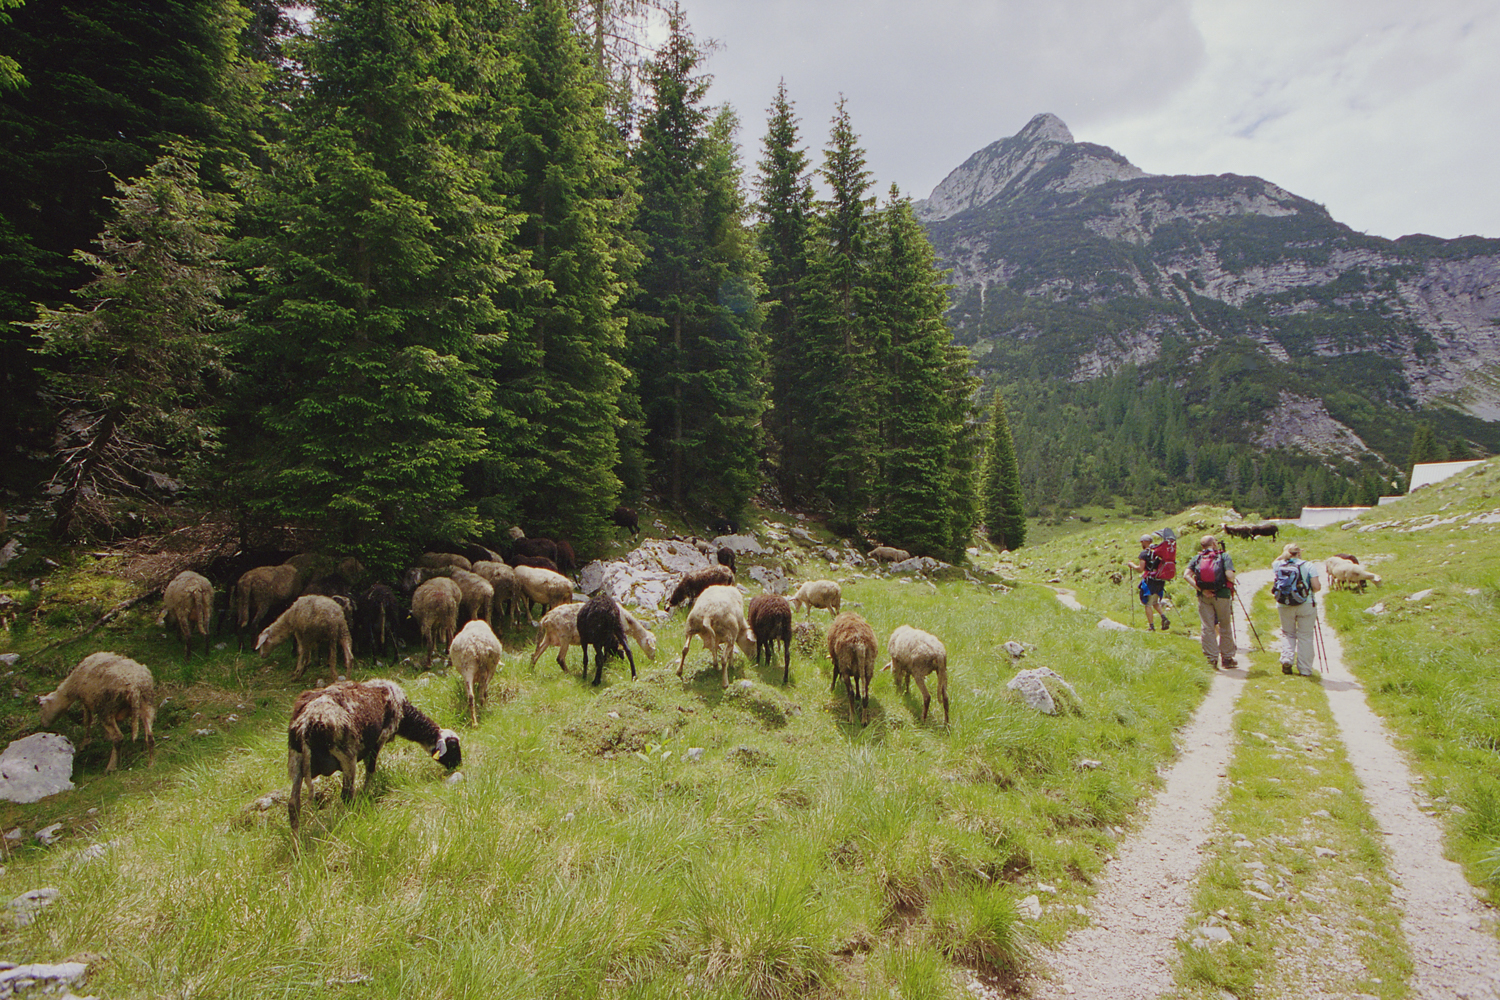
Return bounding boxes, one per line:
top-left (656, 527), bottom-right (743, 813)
top-left (232, 563), bottom-right (303, 651)
top-left (412, 576), bottom-right (462, 667)
top-left (828, 613), bottom-right (877, 725)
top-left (160, 569), bottom-right (213, 662)
top-left (38, 652), bottom-right (156, 772)
top-left (747, 594), bottom-right (793, 684)
top-left (419, 551), bottom-right (473, 572)
top-left (257, 595), bottom-right (355, 679)
top-left (667, 565), bottom-right (735, 610)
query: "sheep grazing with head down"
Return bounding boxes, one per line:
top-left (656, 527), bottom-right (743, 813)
top-left (869, 546), bottom-right (910, 564)
top-left (257, 595), bottom-right (355, 679)
top-left (411, 576), bottom-right (462, 667)
top-left (448, 568), bottom-right (494, 625)
top-left (531, 602), bottom-right (656, 672)
top-left (286, 678), bottom-right (461, 835)
top-left (789, 579), bottom-right (842, 618)
top-left (678, 585), bottom-right (757, 689)
top-left (716, 546), bottom-right (737, 575)
top-left (38, 652), bottom-right (156, 772)
top-left (828, 613), bottom-right (877, 726)
top-left (747, 594), bottom-right (793, 684)
top-left (232, 562), bottom-right (305, 651)
top-left (471, 560), bottom-right (519, 627)
top-left (509, 536), bottom-right (559, 566)
top-left (419, 551), bottom-right (473, 572)
top-left (355, 583), bottom-right (403, 662)
top-left (553, 540), bottom-right (578, 577)
top-left (667, 565), bottom-right (735, 611)
top-left (160, 569), bottom-right (213, 662)
top-left (883, 625), bottom-right (950, 724)
top-left (513, 565), bottom-right (573, 623)
top-left (449, 619), bottom-right (503, 725)
top-left (1326, 556), bottom-right (1382, 592)
top-left (577, 592), bottom-right (636, 686)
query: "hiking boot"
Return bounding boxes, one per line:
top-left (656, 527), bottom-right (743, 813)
top-left (1147, 624), bottom-right (1156, 631)
top-left (1220, 656), bottom-right (1237, 669)
top-left (1281, 661), bottom-right (1294, 675)
top-left (1160, 615), bottom-right (1171, 630)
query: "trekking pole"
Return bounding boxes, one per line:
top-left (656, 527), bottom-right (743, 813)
top-left (1232, 586), bottom-right (1265, 651)
top-left (1312, 601), bottom-right (1331, 673)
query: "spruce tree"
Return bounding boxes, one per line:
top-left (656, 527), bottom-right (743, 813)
top-left (231, 0), bottom-right (519, 567)
top-left (1408, 420), bottom-right (1439, 483)
top-left (754, 80), bottom-right (814, 501)
top-left (982, 389), bottom-right (1027, 550)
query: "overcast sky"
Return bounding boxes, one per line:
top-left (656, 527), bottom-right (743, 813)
top-left (676, 0), bottom-right (1500, 241)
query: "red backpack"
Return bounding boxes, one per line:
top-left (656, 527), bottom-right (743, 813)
top-left (1149, 534), bottom-right (1177, 581)
top-left (1195, 549), bottom-right (1223, 590)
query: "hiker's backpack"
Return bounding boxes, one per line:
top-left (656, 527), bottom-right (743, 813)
top-left (1273, 559), bottom-right (1311, 606)
top-left (1194, 549), bottom-right (1223, 591)
top-left (1149, 535), bottom-right (1177, 581)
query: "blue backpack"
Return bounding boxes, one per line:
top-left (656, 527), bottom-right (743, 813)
top-left (1273, 559), bottom-right (1311, 606)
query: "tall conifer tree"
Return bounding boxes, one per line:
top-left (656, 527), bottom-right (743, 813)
top-left (982, 389), bottom-right (1027, 550)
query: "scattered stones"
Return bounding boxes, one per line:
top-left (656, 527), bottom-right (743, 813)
top-left (1190, 923), bottom-right (1232, 946)
top-left (0, 733), bottom-right (76, 804)
top-left (1406, 588), bottom-right (1435, 603)
top-left (1314, 846), bottom-right (1338, 858)
top-left (7, 888), bottom-right (60, 927)
top-left (1096, 618), bottom-right (1131, 632)
top-left (445, 771), bottom-right (465, 785)
top-left (0, 960), bottom-right (93, 998)
top-left (0, 653), bottom-right (17, 667)
top-left (1018, 894), bottom-right (1042, 920)
top-left (33, 824), bottom-right (62, 846)
top-left (1364, 602), bottom-right (1387, 615)
top-left (1002, 640), bottom-right (1029, 659)
top-left (1006, 667), bottom-right (1082, 716)
top-left (685, 747), bottom-right (705, 762)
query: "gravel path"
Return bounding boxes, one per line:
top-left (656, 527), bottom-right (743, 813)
top-left (1031, 568), bottom-right (1500, 999)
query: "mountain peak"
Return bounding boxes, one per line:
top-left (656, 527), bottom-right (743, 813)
top-left (1018, 113), bottom-right (1074, 146)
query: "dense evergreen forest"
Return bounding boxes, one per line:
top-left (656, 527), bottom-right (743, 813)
top-left (0, 0), bottom-right (1004, 568)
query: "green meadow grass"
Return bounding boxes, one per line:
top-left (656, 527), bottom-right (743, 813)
top-left (0, 542), bottom-right (1213, 998)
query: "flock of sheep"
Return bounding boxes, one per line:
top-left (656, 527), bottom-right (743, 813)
top-left (34, 525), bottom-right (952, 839)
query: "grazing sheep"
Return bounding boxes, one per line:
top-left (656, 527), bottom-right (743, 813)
top-left (577, 592), bottom-right (636, 686)
top-left (1222, 521), bottom-right (1279, 541)
top-left (232, 563), bottom-right (303, 650)
top-left (160, 569), bottom-right (213, 662)
top-left (257, 595), bottom-right (355, 679)
top-left (531, 602), bottom-right (656, 671)
top-left (513, 565), bottom-right (574, 623)
top-left (511, 554), bottom-right (560, 573)
top-left (449, 620), bottom-right (503, 725)
top-left (789, 579), bottom-right (842, 618)
top-left (612, 505), bottom-right (639, 536)
top-left (448, 568), bottom-right (495, 625)
top-left (1331, 553), bottom-right (1360, 564)
top-left (355, 583), bottom-right (403, 662)
top-left (827, 613), bottom-right (878, 726)
top-left (677, 585), bottom-right (756, 689)
top-left (712, 516), bottom-right (737, 535)
top-left (1326, 557), bottom-right (1382, 592)
top-left (747, 594), bottom-right (793, 684)
top-left (509, 537), bottom-right (559, 565)
top-left (286, 678), bottom-right (461, 835)
top-left (419, 551), bottom-right (473, 572)
top-left (554, 540), bottom-right (578, 576)
top-left (471, 560), bottom-right (519, 627)
top-left (716, 546), bottom-right (737, 575)
top-left (667, 565), bottom-right (736, 610)
top-left (869, 546), bottom-right (911, 563)
top-left (883, 625), bottom-right (950, 724)
top-left (38, 652), bottom-right (156, 772)
top-left (411, 576), bottom-right (462, 667)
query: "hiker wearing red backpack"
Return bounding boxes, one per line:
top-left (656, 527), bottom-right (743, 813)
top-left (1128, 532), bottom-right (1172, 631)
top-left (1186, 534), bottom-right (1237, 669)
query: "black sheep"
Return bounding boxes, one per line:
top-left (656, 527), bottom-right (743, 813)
top-left (747, 594), bottom-right (793, 684)
top-left (577, 592), bottom-right (636, 686)
top-left (512, 554), bottom-right (559, 573)
top-left (509, 536), bottom-right (559, 564)
top-left (612, 505), bottom-right (639, 537)
top-left (667, 565), bottom-right (735, 610)
top-left (716, 546), bottom-right (737, 575)
top-left (355, 584), bottom-right (404, 662)
top-left (553, 540), bottom-right (578, 576)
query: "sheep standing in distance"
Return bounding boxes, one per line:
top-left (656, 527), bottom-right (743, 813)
top-left (471, 560), bottom-right (519, 628)
top-left (449, 619), bottom-right (503, 725)
top-left (716, 546), bottom-right (737, 575)
top-left (747, 594), bottom-right (793, 684)
top-left (1326, 556), bottom-right (1382, 592)
top-left (553, 540), bottom-right (578, 577)
top-left (257, 595), bottom-right (355, 679)
top-left (677, 585), bottom-right (756, 688)
top-left (232, 563), bottom-right (303, 651)
top-left (827, 613), bottom-right (878, 726)
top-left (789, 579), bottom-right (842, 619)
top-left (448, 568), bottom-right (495, 625)
top-left (419, 551), bottom-right (473, 572)
top-left (531, 602), bottom-right (656, 671)
top-left (286, 678), bottom-right (461, 835)
top-left (355, 583), bottom-right (403, 662)
top-left (612, 505), bottom-right (639, 537)
top-left (38, 652), bottom-right (156, 772)
top-left (411, 576), bottom-right (462, 667)
top-left (513, 565), bottom-right (574, 623)
top-left (869, 546), bottom-right (911, 564)
top-left (160, 570), bottom-right (213, 662)
top-left (577, 592), bottom-right (636, 686)
top-left (884, 625), bottom-right (950, 724)
top-left (667, 564), bottom-right (736, 611)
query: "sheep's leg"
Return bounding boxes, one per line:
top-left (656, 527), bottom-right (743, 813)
top-left (101, 713), bottom-right (125, 772)
top-left (844, 675), bottom-right (859, 723)
top-left (677, 634), bottom-right (694, 678)
top-left (530, 631), bottom-right (548, 670)
top-left (782, 639), bottom-right (790, 686)
top-left (291, 635), bottom-right (308, 679)
top-left (720, 636), bottom-right (732, 689)
top-left (467, 679), bottom-right (478, 727)
top-left (914, 673), bottom-right (932, 722)
top-left (625, 644), bottom-right (635, 680)
top-left (591, 645), bottom-right (605, 687)
top-left (556, 639), bottom-right (569, 671)
top-left (829, 666), bottom-right (839, 694)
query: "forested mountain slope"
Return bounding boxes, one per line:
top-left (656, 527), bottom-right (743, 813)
top-left (920, 113), bottom-right (1500, 516)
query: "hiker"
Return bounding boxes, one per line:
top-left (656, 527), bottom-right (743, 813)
top-left (1128, 533), bottom-right (1170, 631)
top-left (1185, 533), bottom-right (1237, 669)
top-left (1271, 542), bottom-right (1322, 677)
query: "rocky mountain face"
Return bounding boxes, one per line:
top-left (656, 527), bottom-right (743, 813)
top-left (919, 113), bottom-right (1500, 471)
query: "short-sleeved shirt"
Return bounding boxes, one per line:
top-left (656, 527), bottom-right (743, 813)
top-left (1138, 548), bottom-right (1161, 576)
top-left (1273, 557), bottom-right (1320, 596)
top-left (1188, 549), bottom-right (1235, 598)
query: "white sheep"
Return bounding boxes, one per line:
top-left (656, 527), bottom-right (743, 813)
top-left (869, 546), bottom-right (911, 563)
top-left (256, 595), bottom-right (354, 679)
top-left (471, 560), bottom-right (519, 627)
top-left (449, 619), bottom-right (503, 726)
top-left (232, 563), bottom-right (303, 649)
top-left (448, 568), bottom-right (495, 624)
top-left (530, 602), bottom-right (657, 671)
top-left (37, 652), bottom-right (156, 772)
top-left (883, 625), bottom-right (950, 724)
top-left (286, 678), bottom-right (461, 835)
top-left (789, 579), bottom-right (842, 618)
top-left (419, 551), bottom-right (473, 572)
top-left (828, 613), bottom-right (877, 725)
top-left (677, 585), bottom-right (756, 689)
top-left (513, 565), bottom-right (573, 624)
top-left (1327, 557), bottom-right (1381, 592)
top-left (412, 576), bottom-right (462, 667)
top-left (159, 569), bottom-right (213, 662)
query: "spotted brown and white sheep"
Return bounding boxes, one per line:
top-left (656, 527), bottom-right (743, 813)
top-left (257, 595), bottom-right (355, 679)
top-left (884, 625), bottom-right (950, 724)
top-left (667, 564), bottom-right (735, 610)
top-left (286, 678), bottom-right (461, 835)
top-left (37, 652), bottom-right (156, 772)
top-left (160, 569), bottom-right (213, 662)
top-left (411, 576), bottom-right (462, 667)
top-left (789, 579), bottom-right (842, 618)
top-left (747, 594), bottom-right (793, 684)
top-left (828, 613), bottom-right (877, 726)
top-left (449, 619), bottom-right (503, 725)
top-left (677, 585), bottom-right (756, 689)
